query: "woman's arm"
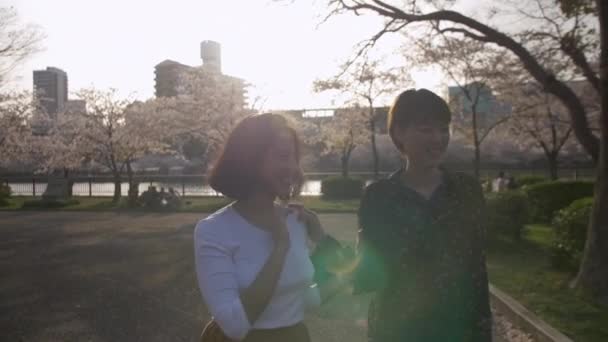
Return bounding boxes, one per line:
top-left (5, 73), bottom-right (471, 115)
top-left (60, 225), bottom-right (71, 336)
top-left (352, 184), bottom-right (390, 294)
top-left (317, 271), bottom-right (355, 302)
top-left (239, 238), bottom-right (289, 323)
top-left (195, 226), bottom-right (251, 341)
top-left (291, 206), bottom-right (356, 303)
top-left (472, 223), bottom-right (492, 341)
top-left (289, 204), bottom-right (325, 243)
top-left (467, 178), bottom-right (493, 341)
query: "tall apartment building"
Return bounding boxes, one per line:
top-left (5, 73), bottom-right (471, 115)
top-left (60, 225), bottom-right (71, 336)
top-left (154, 41), bottom-right (247, 108)
top-left (33, 67), bottom-right (68, 119)
top-left (154, 60), bottom-right (193, 97)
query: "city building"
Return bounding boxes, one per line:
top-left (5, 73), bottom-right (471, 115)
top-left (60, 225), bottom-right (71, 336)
top-left (33, 67), bottom-right (68, 119)
top-left (64, 99), bottom-right (87, 114)
top-left (200, 40), bottom-right (221, 74)
top-left (154, 60), bottom-right (193, 98)
top-left (448, 82), bottom-right (511, 129)
top-left (154, 41), bottom-right (247, 108)
top-left (280, 106), bottom-right (390, 134)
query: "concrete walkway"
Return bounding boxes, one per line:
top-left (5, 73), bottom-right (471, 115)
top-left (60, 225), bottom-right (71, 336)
top-left (0, 212), bottom-right (518, 341)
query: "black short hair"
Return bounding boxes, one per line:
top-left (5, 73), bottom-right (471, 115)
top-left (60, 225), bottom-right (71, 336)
top-left (208, 113), bottom-right (303, 200)
top-left (387, 89), bottom-right (452, 151)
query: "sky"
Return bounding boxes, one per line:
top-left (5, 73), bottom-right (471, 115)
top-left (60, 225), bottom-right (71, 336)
top-left (4, 0), bottom-right (453, 109)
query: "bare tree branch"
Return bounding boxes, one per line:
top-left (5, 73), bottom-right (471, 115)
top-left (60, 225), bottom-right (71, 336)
top-left (326, 0), bottom-right (600, 160)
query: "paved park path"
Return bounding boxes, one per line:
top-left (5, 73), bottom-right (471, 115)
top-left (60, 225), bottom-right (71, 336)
top-left (0, 211), bottom-right (523, 341)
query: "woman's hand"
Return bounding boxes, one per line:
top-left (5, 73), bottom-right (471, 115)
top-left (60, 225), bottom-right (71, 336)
top-left (289, 203), bottom-right (325, 243)
top-left (270, 209), bottom-right (291, 252)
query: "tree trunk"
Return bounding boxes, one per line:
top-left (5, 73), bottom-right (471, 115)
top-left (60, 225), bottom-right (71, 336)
top-left (473, 110), bottom-right (481, 180)
top-left (341, 154), bottom-right (349, 178)
top-left (112, 173), bottom-right (122, 203)
top-left (473, 143), bottom-right (481, 180)
top-left (547, 153), bottom-right (559, 180)
top-left (573, 0), bottom-right (608, 300)
top-left (63, 168), bottom-right (73, 197)
top-left (127, 161), bottom-right (134, 190)
top-left (126, 160), bottom-right (139, 207)
top-left (370, 118), bottom-right (379, 179)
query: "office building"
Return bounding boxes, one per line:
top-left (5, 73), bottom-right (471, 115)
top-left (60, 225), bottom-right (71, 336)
top-left (33, 67), bottom-right (68, 119)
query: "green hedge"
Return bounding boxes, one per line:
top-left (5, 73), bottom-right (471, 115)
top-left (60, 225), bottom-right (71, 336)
top-left (550, 197), bottom-right (593, 271)
top-left (321, 176), bottom-right (364, 200)
top-left (21, 198), bottom-right (80, 209)
top-left (525, 181), bottom-right (594, 223)
top-left (0, 182), bottom-right (11, 206)
top-left (481, 178), bottom-right (493, 193)
top-left (516, 176), bottom-right (548, 189)
top-left (486, 191), bottom-right (529, 240)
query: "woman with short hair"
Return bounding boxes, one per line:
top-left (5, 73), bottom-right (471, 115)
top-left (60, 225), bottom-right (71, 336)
top-left (354, 89), bottom-right (492, 341)
top-left (194, 113), bottom-right (343, 342)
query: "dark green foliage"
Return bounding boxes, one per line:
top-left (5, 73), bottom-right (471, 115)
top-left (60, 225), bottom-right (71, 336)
top-left (0, 182), bottom-right (11, 206)
top-left (486, 191), bottom-right (529, 240)
top-left (516, 176), bottom-right (548, 189)
top-left (321, 176), bottom-right (364, 199)
top-left (21, 198), bottom-right (80, 209)
top-left (481, 178), bottom-right (493, 193)
top-left (550, 197), bottom-right (594, 271)
top-left (556, 0), bottom-right (596, 18)
top-left (525, 181), bottom-right (594, 223)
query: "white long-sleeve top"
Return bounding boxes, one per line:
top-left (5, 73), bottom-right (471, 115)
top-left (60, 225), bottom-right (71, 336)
top-left (194, 204), bottom-right (321, 341)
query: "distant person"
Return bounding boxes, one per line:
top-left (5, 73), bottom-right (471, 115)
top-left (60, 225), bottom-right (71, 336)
top-left (139, 185), bottom-right (160, 209)
top-left (194, 114), bottom-right (350, 342)
top-left (168, 187), bottom-right (180, 199)
top-left (492, 171), bottom-right (508, 192)
top-left (128, 181), bottom-right (140, 206)
top-left (159, 187), bottom-right (168, 207)
top-left (166, 187), bottom-right (182, 209)
top-left (353, 89), bottom-right (492, 341)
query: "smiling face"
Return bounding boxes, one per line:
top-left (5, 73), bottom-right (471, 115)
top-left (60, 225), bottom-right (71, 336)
top-left (208, 113), bottom-right (303, 201)
top-left (387, 89), bottom-right (452, 169)
top-left (393, 120), bottom-right (450, 169)
top-left (257, 128), bottom-right (301, 200)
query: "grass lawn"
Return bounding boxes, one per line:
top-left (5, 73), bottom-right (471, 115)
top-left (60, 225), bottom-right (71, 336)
top-left (487, 225), bottom-right (608, 342)
top-left (0, 196), bottom-right (361, 213)
top-left (182, 196), bottom-right (360, 213)
top-left (1, 196), bottom-right (128, 211)
top-left (5, 195), bottom-right (606, 340)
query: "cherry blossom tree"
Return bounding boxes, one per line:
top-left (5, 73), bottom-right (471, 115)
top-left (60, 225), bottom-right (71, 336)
top-left (309, 0), bottom-right (608, 300)
top-left (320, 106), bottom-right (371, 177)
top-left (314, 59), bottom-right (410, 178)
top-left (171, 67), bottom-right (251, 162)
top-left (53, 88), bottom-right (175, 202)
top-left (0, 91), bottom-right (40, 169)
top-left (0, 6), bottom-right (44, 88)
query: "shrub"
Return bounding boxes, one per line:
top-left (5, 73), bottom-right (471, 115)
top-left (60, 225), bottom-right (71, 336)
top-left (0, 182), bottom-right (11, 206)
top-left (550, 197), bottom-right (593, 271)
top-left (481, 178), bottom-right (493, 193)
top-left (21, 198), bottom-right (80, 209)
top-left (321, 176), bottom-right (364, 200)
top-left (516, 176), bottom-right (548, 189)
top-left (137, 187), bottom-right (182, 211)
top-left (486, 191), bottom-right (529, 240)
top-left (525, 181), bottom-right (594, 223)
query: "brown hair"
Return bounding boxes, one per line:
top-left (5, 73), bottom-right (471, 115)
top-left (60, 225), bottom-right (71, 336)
top-left (208, 113), bottom-right (303, 200)
top-left (387, 88), bottom-right (452, 151)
